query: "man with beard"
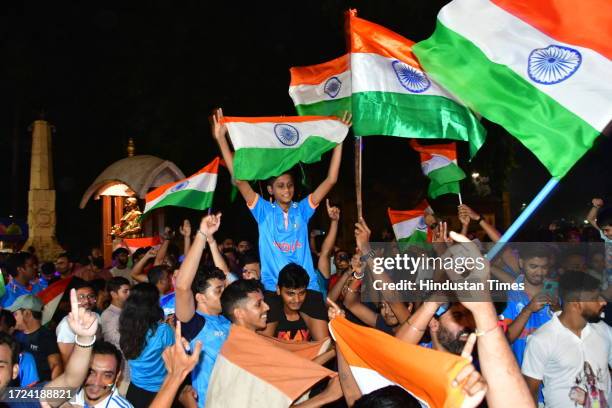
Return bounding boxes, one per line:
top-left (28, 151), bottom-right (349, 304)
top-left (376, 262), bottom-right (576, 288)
top-left (502, 245), bottom-right (557, 367)
top-left (110, 248), bottom-right (132, 284)
top-left (523, 270), bottom-right (610, 407)
top-left (0, 252), bottom-right (45, 308)
top-left (68, 341), bottom-right (133, 407)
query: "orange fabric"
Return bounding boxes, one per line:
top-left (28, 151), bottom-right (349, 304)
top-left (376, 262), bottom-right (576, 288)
top-left (260, 335), bottom-right (331, 360)
top-left (220, 325), bottom-right (335, 401)
top-left (491, 0), bottom-right (612, 59)
top-left (145, 157), bottom-right (220, 201)
top-left (387, 200), bottom-right (430, 225)
top-left (222, 115), bottom-right (340, 124)
top-left (348, 10), bottom-right (421, 69)
top-left (410, 140), bottom-right (458, 162)
top-left (123, 236), bottom-right (162, 252)
top-left (331, 317), bottom-right (468, 408)
top-left (289, 54), bottom-right (349, 86)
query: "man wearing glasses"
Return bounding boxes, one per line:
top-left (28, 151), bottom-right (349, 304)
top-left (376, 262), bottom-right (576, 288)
top-left (56, 281), bottom-right (102, 366)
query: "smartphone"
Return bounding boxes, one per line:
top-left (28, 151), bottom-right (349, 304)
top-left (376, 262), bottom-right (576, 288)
top-left (543, 281), bottom-right (558, 298)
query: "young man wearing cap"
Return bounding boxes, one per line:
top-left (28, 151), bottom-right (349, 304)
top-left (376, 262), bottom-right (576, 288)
top-left (10, 294), bottom-right (63, 381)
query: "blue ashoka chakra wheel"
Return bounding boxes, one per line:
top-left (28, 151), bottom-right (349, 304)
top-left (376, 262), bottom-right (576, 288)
top-left (392, 60), bottom-right (431, 93)
top-left (417, 216), bottom-right (428, 232)
top-left (171, 180), bottom-right (190, 192)
top-left (323, 76), bottom-right (342, 98)
top-left (274, 124), bottom-right (300, 146)
top-left (528, 45), bottom-right (582, 85)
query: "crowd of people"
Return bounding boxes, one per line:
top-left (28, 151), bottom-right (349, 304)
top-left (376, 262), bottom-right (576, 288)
top-left (0, 111), bottom-right (609, 408)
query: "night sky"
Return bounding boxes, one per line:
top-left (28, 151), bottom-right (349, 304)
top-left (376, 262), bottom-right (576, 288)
top-left (2, 1), bottom-right (610, 251)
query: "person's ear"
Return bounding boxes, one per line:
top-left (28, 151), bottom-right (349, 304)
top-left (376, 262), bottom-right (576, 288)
top-left (276, 286), bottom-right (280, 296)
top-left (266, 185), bottom-right (273, 196)
top-left (195, 292), bottom-right (206, 304)
top-left (233, 308), bottom-right (244, 324)
top-left (12, 364), bottom-right (19, 381)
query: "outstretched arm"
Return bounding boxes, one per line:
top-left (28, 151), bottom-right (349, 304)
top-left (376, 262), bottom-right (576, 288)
top-left (208, 237), bottom-right (231, 281)
top-left (179, 219), bottom-right (192, 258)
top-left (318, 199), bottom-right (340, 279)
top-left (459, 204), bottom-right (501, 242)
top-left (210, 108), bottom-right (257, 205)
top-left (588, 198), bottom-right (604, 230)
top-left (131, 247), bottom-right (157, 283)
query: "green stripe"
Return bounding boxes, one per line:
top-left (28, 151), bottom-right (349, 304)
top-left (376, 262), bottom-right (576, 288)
top-left (295, 97), bottom-right (351, 117)
top-left (428, 180), bottom-right (460, 199)
top-left (397, 231), bottom-right (428, 243)
top-left (233, 136), bottom-right (337, 180)
top-left (146, 190), bottom-right (214, 213)
top-left (352, 92), bottom-right (486, 158)
top-left (427, 163), bottom-right (464, 199)
top-left (413, 21), bottom-right (600, 178)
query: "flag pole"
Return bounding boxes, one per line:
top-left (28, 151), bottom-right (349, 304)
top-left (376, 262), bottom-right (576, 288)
top-left (458, 192), bottom-right (463, 206)
top-left (355, 136), bottom-right (363, 220)
top-left (486, 178), bottom-right (559, 260)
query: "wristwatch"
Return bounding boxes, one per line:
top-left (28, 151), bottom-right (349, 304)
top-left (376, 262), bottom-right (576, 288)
top-left (475, 215), bottom-right (484, 223)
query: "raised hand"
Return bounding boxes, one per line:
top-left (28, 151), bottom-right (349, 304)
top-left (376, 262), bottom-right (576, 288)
top-left (67, 288), bottom-right (98, 338)
top-left (592, 198), bottom-right (604, 208)
top-left (327, 298), bottom-right (346, 321)
top-left (162, 226), bottom-right (175, 241)
top-left (199, 212), bottom-right (222, 237)
top-left (162, 321), bottom-right (202, 381)
top-left (456, 333), bottom-right (487, 408)
top-left (340, 111), bottom-right (353, 127)
top-left (354, 217), bottom-right (371, 253)
top-left (326, 199), bottom-right (340, 221)
top-left (179, 219), bottom-right (192, 237)
top-left (458, 204), bottom-right (480, 221)
top-left (209, 108), bottom-right (228, 142)
top-left (432, 221), bottom-right (452, 243)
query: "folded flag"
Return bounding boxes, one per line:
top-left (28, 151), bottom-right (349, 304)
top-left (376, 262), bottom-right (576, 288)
top-left (207, 325), bottom-right (335, 408)
top-left (410, 140), bottom-right (466, 199)
top-left (37, 277), bottom-right (73, 325)
top-left (223, 116), bottom-right (349, 180)
top-left (330, 316), bottom-right (469, 408)
top-left (388, 201), bottom-right (432, 244)
top-left (413, 0), bottom-right (612, 178)
top-left (144, 157), bottom-right (219, 214)
top-left (123, 236), bottom-right (162, 254)
top-left (289, 54), bottom-right (351, 117)
top-left (347, 9), bottom-right (486, 158)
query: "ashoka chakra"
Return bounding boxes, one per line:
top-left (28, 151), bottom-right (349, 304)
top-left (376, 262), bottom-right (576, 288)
top-left (274, 124), bottom-right (300, 146)
top-left (528, 45), bottom-right (582, 85)
top-left (392, 60), bottom-right (431, 93)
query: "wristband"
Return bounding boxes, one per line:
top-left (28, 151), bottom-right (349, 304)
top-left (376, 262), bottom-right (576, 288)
top-left (474, 325), bottom-right (500, 337)
top-left (352, 271), bottom-right (365, 280)
top-left (197, 229), bottom-right (207, 239)
top-left (75, 334), bottom-right (96, 348)
top-left (359, 249), bottom-right (376, 262)
top-left (475, 215), bottom-right (484, 223)
top-left (404, 321), bottom-right (426, 333)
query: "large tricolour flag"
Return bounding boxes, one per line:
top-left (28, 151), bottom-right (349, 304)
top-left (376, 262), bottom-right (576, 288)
top-left (224, 116), bottom-right (348, 180)
top-left (207, 325), bottom-right (335, 408)
top-left (289, 54), bottom-right (351, 117)
top-left (347, 10), bottom-right (486, 158)
top-left (410, 140), bottom-right (466, 199)
top-left (330, 317), bottom-right (469, 408)
top-left (37, 277), bottom-right (73, 325)
top-left (388, 200), bottom-right (432, 243)
top-left (413, 0), bottom-right (612, 178)
top-left (144, 157), bottom-right (219, 214)
top-left (123, 236), bottom-right (162, 254)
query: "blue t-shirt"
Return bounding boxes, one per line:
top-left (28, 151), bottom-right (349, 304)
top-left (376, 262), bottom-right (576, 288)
top-left (160, 292), bottom-right (176, 317)
top-left (0, 281), bottom-right (45, 308)
top-left (128, 323), bottom-right (175, 392)
top-left (18, 352), bottom-right (39, 387)
top-left (249, 194), bottom-right (320, 292)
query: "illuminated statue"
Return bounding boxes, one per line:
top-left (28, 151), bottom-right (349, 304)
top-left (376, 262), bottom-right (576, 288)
top-left (110, 197), bottom-right (142, 238)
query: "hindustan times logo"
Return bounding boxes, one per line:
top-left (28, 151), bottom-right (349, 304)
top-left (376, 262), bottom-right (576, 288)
top-left (371, 253), bottom-right (486, 275)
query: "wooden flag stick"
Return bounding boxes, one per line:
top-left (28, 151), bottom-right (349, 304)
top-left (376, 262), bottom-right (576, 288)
top-left (355, 136), bottom-right (363, 220)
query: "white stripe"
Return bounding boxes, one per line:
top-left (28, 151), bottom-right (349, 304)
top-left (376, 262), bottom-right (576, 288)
top-left (289, 70), bottom-right (352, 105)
top-left (421, 154), bottom-right (456, 175)
top-left (392, 216), bottom-right (427, 240)
top-left (350, 366), bottom-right (429, 408)
top-left (351, 53), bottom-right (459, 101)
top-left (42, 294), bottom-right (62, 325)
top-left (145, 172), bottom-right (217, 210)
top-left (227, 120), bottom-right (348, 149)
top-left (439, 0), bottom-right (612, 132)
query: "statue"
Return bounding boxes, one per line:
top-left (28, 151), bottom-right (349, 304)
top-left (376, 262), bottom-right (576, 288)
top-left (110, 197), bottom-right (143, 238)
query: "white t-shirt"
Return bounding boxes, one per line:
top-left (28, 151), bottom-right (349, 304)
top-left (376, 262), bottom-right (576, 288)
top-left (56, 313), bottom-right (102, 344)
top-left (70, 386), bottom-right (133, 407)
top-left (110, 266), bottom-right (134, 284)
top-left (522, 312), bottom-right (612, 408)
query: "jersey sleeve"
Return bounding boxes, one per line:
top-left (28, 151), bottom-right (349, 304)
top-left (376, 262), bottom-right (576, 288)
top-left (248, 194), bottom-right (271, 223)
top-left (181, 314), bottom-right (206, 342)
top-left (521, 334), bottom-right (548, 380)
top-left (298, 194), bottom-right (318, 222)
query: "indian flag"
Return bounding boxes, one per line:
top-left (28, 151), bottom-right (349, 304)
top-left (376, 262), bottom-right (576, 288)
top-left (347, 10), bottom-right (486, 158)
top-left (413, 0), bottom-right (612, 178)
top-left (144, 157), bottom-right (219, 214)
top-left (330, 317), bottom-right (469, 408)
top-left (223, 116), bottom-right (348, 180)
top-left (123, 236), bottom-right (162, 254)
top-left (411, 140), bottom-right (466, 199)
top-left (207, 325), bottom-right (334, 408)
top-left (289, 54), bottom-right (351, 117)
top-left (37, 277), bottom-right (73, 325)
top-left (388, 201), bottom-right (432, 243)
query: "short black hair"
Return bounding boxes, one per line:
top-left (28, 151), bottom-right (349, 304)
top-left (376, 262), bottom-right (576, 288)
top-left (4, 252), bottom-right (35, 277)
top-left (0, 332), bottom-right (19, 366)
top-left (519, 245), bottom-right (550, 261)
top-left (57, 252), bottom-right (71, 261)
top-left (266, 171), bottom-right (294, 187)
top-left (221, 279), bottom-right (264, 322)
top-left (91, 257), bottom-right (105, 270)
top-left (40, 262), bottom-right (55, 277)
top-left (132, 247), bottom-right (149, 262)
top-left (112, 248), bottom-right (129, 259)
top-left (598, 207), bottom-right (612, 228)
top-left (149, 265), bottom-right (170, 286)
top-left (559, 270), bottom-right (602, 302)
top-left (93, 341), bottom-right (123, 372)
top-left (73, 280), bottom-right (96, 294)
top-left (353, 386), bottom-right (420, 408)
top-left (192, 266), bottom-right (226, 296)
top-left (0, 310), bottom-right (16, 330)
top-left (106, 276), bottom-right (130, 295)
top-left (239, 251), bottom-right (260, 268)
top-left (277, 263), bottom-right (309, 289)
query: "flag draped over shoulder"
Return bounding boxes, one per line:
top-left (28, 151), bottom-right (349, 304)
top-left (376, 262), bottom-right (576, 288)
top-left (144, 157), bottom-right (219, 214)
top-left (224, 116), bottom-right (348, 180)
top-left (207, 325), bottom-right (335, 408)
top-left (411, 140), bottom-right (465, 199)
top-left (289, 54), bottom-right (351, 117)
top-left (330, 317), bottom-right (469, 408)
top-left (37, 277), bottom-right (73, 325)
top-left (347, 10), bottom-right (486, 158)
top-left (413, 0), bottom-right (612, 178)
top-left (388, 201), bottom-right (432, 243)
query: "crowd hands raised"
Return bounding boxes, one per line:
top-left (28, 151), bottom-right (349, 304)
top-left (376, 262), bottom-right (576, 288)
top-left (0, 107), bottom-right (608, 407)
